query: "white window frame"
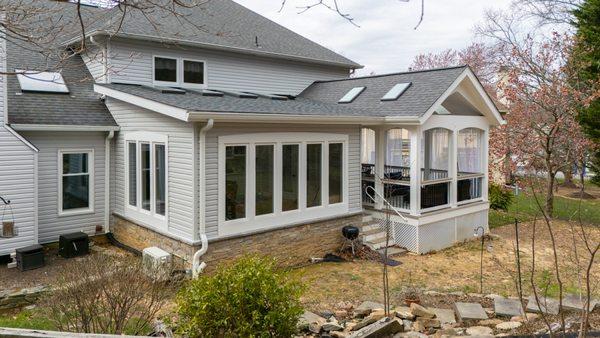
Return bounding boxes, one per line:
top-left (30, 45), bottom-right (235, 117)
top-left (152, 55), bottom-right (207, 88)
top-left (58, 149), bottom-right (94, 216)
top-left (124, 132), bottom-right (169, 230)
top-left (218, 133), bottom-right (349, 237)
top-left (456, 127), bottom-right (485, 205)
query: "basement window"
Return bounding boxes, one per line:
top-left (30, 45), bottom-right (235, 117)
top-left (16, 70), bottom-right (69, 93)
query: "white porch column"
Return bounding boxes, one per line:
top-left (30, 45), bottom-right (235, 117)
top-left (482, 127), bottom-right (490, 201)
top-left (450, 129), bottom-right (458, 208)
top-left (409, 126), bottom-right (421, 216)
top-left (374, 127), bottom-right (386, 209)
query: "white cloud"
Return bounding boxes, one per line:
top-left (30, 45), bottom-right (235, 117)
top-left (233, 0), bottom-right (514, 75)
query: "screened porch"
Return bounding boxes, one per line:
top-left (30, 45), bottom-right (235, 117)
top-left (361, 124), bottom-right (487, 215)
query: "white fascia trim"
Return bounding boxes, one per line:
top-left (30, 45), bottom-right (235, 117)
top-left (70, 31), bottom-right (363, 70)
top-left (3, 125), bottom-right (39, 152)
top-left (419, 68), bottom-right (505, 126)
top-left (94, 84), bottom-right (190, 122)
top-left (10, 124), bottom-right (120, 132)
top-left (188, 111), bottom-right (420, 125)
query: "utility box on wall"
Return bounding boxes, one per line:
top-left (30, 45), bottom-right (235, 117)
top-left (59, 232), bottom-right (90, 258)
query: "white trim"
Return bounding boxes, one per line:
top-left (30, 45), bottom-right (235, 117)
top-left (58, 149), bottom-right (95, 217)
top-left (2, 125), bottom-right (38, 152)
top-left (104, 131), bottom-right (114, 233)
top-left (218, 132), bottom-right (349, 237)
top-left (94, 84), bottom-right (190, 122)
top-left (10, 124), bottom-right (120, 132)
top-left (123, 131), bottom-right (169, 230)
top-left (152, 55), bottom-right (208, 89)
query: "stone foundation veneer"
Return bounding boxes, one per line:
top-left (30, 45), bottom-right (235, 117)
top-left (112, 213), bottom-right (362, 270)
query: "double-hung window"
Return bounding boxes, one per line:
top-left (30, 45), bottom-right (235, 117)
top-left (126, 133), bottom-right (168, 228)
top-left (59, 150), bottom-right (93, 215)
top-left (153, 56), bottom-right (206, 87)
top-left (220, 133), bottom-right (348, 236)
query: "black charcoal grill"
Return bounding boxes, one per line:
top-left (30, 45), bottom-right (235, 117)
top-left (341, 225), bottom-right (360, 256)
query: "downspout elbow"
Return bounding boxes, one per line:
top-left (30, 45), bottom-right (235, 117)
top-left (192, 234), bottom-right (208, 278)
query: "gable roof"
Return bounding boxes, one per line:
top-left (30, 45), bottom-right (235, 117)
top-left (53, 1), bottom-right (361, 69)
top-left (6, 40), bottom-right (117, 128)
top-left (299, 66), bottom-right (468, 118)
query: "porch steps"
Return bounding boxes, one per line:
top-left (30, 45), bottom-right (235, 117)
top-left (359, 214), bottom-right (405, 255)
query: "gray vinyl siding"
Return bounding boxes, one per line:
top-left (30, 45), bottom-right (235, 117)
top-left (21, 132), bottom-right (106, 243)
top-left (0, 128), bottom-right (37, 255)
top-left (107, 38), bottom-right (349, 95)
top-left (202, 123), bottom-right (362, 239)
top-left (105, 98), bottom-right (195, 240)
top-left (81, 44), bottom-right (106, 83)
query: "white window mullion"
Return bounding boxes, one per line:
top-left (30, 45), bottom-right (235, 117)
top-left (247, 143), bottom-right (256, 220)
top-left (322, 142), bottom-right (329, 207)
top-left (299, 142), bottom-right (307, 211)
top-left (274, 143), bottom-right (282, 215)
top-left (136, 142), bottom-right (142, 212)
top-left (150, 143), bottom-right (156, 215)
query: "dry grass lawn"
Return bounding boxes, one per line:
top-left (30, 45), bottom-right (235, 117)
top-left (291, 220), bottom-right (600, 312)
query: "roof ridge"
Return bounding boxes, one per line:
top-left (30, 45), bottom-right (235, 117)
top-left (316, 65), bottom-right (468, 83)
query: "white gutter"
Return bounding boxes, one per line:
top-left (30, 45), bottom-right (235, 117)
top-left (10, 124), bottom-right (120, 132)
top-left (187, 112), bottom-right (421, 125)
top-left (192, 118), bottom-right (214, 277)
top-left (104, 130), bottom-right (114, 233)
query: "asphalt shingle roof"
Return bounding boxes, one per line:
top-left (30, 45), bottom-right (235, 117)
top-left (6, 41), bottom-right (117, 126)
top-left (97, 83), bottom-right (374, 117)
top-left (299, 66), bottom-right (468, 117)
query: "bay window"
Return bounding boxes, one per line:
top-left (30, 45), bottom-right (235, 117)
top-left (59, 150), bottom-right (93, 215)
top-left (126, 133), bottom-right (168, 227)
top-left (219, 133), bottom-right (348, 236)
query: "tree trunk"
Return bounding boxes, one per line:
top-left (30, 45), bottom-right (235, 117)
top-left (562, 164), bottom-right (577, 188)
top-left (546, 172), bottom-right (555, 217)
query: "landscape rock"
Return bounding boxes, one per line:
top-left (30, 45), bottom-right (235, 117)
top-left (427, 308), bottom-right (456, 325)
top-left (484, 293), bottom-right (503, 300)
top-left (393, 332), bottom-right (428, 338)
top-left (410, 303), bottom-right (435, 318)
top-left (334, 310), bottom-right (348, 319)
top-left (331, 331), bottom-right (348, 338)
top-left (465, 325), bottom-right (494, 336)
top-left (321, 310), bottom-right (334, 319)
top-left (449, 291), bottom-right (465, 297)
top-left (415, 317), bottom-right (441, 328)
top-left (394, 306), bottom-right (415, 320)
top-left (510, 313), bottom-right (539, 322)
top-left (424, 290), bottom-right (442, 296)
top-left (562, 293), bottom-right (599, 312)
top-left (526, 295), bottom-right (560, 315)
top-left (496, 321), bottom-right (523, 330)
top-left (298, 311), bottom-right (326, 333)
top-left (494, 297), bottom-right (525, 317)
top-left (352, 316), bottom-right (378, 331)
top-left (432, 328), bottom-right (457, 338)
top-left (454, 302), bottom-right (488, 321)
top-left (478, 319), bottom-right (503, 326)
top-left (322, 321), bottom-right (344, 332)
top-left (354, 301), bottom-right (385, 317)
top-left (348, 318), bottom-right (403, 338)
top-left (467, 293), bottom-right (484, 298)
top-left (401, 319), bottom-right (413, 331)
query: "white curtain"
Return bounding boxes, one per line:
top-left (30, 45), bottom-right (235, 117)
top-left (361, 128), bottom-right (375, 164)
top-left (458, 128), bottom-right (483, 174)
top-left (386, 129), bottom-right (410, 167)
top-left (422, 128), bottom-right (450, 171)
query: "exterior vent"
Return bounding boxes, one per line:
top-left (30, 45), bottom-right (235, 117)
top-left (220, 90), bottom-right (258, 99)
top-left (381, 82), bottom-right (411, 101)
top-left (200, 89), bottom-right (224, 97)
top-left (338, 86), bottom-right (365, 103)
top-left (158, 87), bottom-right (186, 94)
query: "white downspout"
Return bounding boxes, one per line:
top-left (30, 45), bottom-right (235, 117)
top-left (104, 130), bottom-right (114, 233)
top-left (192, 119), bottom-right (214, 277)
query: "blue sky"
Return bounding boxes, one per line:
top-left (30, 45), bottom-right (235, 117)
top-left (234, 0), bottom-right (514, 75)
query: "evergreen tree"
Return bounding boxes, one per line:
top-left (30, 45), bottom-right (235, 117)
top-left (573, 0), bottom-right (600, 185)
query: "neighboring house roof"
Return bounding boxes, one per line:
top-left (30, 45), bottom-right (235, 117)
top-left (95, 83), bottom-right (373, 117)
top-left (300, 66), bottom-right (468, 117)
top-left (6, 41), bottom-right (117, 127)
top-left (54, 1), bottom-right (361, 69)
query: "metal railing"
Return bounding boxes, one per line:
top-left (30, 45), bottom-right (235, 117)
top-left (364, 185), bottom-right (409, 223)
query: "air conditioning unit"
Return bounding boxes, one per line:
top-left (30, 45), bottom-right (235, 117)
top-left (142, 247), bottom-right (172, 281)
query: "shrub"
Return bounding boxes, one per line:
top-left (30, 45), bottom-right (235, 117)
top-left (176, 256), bottom-right (304, 337)
top-left (489, 183), bottom-right (514, 211)
top-left (43, 255), bottom-right (175, 335)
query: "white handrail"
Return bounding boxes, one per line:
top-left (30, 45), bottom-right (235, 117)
top-left (364, 185), bottom-right (409, 223)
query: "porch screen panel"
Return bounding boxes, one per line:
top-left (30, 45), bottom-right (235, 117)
top-left (282, 144), bottom-right (299, 211)
top-left (329, 143), bottom-right (343, 204)
top-left (141, 143), bottom-right (151, 211)
top-left (225, 146), bottom-right (246, 220)
top-left (155, 144), bottom-right (166, 216)
top-left (128, 142), bottom-right (137, 207)
top-left (255, 145), bottom-right (274, 216)
top-left (386, 129), bottom-right (410, 167)
top-left (306, 143), bottom-right (322, 207)
top-left (422, 128), bottom-right (450, 181)
top-left (458, 128), bottom-right (483, 174)
top-left (361, 128), bottom-right (375, 164)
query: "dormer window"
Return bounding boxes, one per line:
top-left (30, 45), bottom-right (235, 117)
top-left (153, 56), bottom-right (206, 87)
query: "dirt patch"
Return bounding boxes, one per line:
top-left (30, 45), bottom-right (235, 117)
top-left (0, 240), bottom-right (133, 292)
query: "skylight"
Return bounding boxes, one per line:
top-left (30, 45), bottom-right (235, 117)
top-left (338, 86), bottom-right (365, 103)
top-left (381, 82), bottom-right (411, 101)
top-left (16, 69), bottom-right (69, 93)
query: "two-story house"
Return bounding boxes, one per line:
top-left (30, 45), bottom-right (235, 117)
top-left (0, 1), bottom-right (503, 270)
